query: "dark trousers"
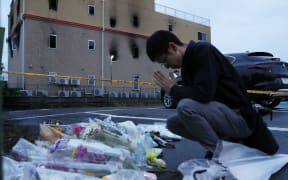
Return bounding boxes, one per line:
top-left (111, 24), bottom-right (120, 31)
top-left (167, 98), bottom-right (252, 152)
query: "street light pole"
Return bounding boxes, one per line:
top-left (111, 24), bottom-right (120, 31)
top-left (110, 55), bottom-right (114, 88)
top-left (101, 0), bottom-right (105, 89)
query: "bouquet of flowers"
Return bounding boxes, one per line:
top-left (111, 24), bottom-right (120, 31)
top-left (50, 139), bottom-right (127, 163)
top-left (80, 118), bottom-right (133, 150)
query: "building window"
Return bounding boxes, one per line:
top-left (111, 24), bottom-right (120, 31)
top-left (168, 23), bottom-right (173, 32)
top-left (133, 76), bottom-right (140, 90)
top-left (109, 46), bottom-right (118, 61)
top-left (12, 37), bottom-right (18, 50)
top-left (198, 32), bottom-right (207, 41)
top-left (132, 15), bottom-right (139, 28)
top-left (88, 40), bottom-right (95, 50)
top-left (48, 72), bottom-right (57, 84)
top-left (49, 0), bottom-right (58, 11)
top-left (131, 43), bottom-right (139, 58)
top-left (88, 5), bottom-right (95, 15)
top-left (110, 17), bottom-right (116, 28)
top-left (17, 0), bottom-right (20, 16)
top-left (88, 75), bottom-right (95, 86)
top-left (49, 34), bottom-right (57, 48)
top-left (9, 15), bottom-right (13, 31)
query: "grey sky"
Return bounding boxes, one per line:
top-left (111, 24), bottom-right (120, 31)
top-left (156, 0), bottom-right (288, 61)
top-left (1, 0), bottom-right (288, 72)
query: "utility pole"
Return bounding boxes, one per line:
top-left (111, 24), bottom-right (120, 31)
top-left (0, 26), bottom-right (5, 180)
top-left (0, 0), bottom-right (2, 25)
top-left (0, 1), bottom-right (4, 179)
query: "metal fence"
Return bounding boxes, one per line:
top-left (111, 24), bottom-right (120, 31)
top-left (155, 3), bottom-right (210, 26)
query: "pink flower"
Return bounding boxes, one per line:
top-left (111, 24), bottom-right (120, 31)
top-left (73, 126), bottom-right (82, 134)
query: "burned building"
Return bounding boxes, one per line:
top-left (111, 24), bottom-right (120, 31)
top-left (7, 0), bottom-right (210, 97)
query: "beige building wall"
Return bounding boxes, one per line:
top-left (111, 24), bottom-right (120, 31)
top-left (8, 0), bottom-right (211, 96)
top-left (22, 0), bottom-right (210, 40)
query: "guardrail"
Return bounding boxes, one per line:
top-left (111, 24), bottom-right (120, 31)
top-left (155, 3), bottom-right (210, 26)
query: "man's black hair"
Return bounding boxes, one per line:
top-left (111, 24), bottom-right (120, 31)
top-left (146, 30), bottom-right (184, 62)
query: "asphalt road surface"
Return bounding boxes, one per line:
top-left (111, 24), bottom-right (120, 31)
top-left (3, 103), bottom-right (288, 179)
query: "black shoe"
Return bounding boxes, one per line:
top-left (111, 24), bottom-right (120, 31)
top-left (204, 151), bottom-right (214, 160)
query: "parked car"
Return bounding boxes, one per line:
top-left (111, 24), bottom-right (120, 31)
top-left (161, 51), bottom-right (288, 109)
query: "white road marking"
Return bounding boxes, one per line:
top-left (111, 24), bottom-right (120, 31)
top-left (95, 107), bottom-right (163, 111)
top-left (141, 107), bottom-right (166, 110)
top-left (11, 110), bottom-right (29, 113)
top-left (10, 109), bottom-right (50, 113)
top-left (269, 127), bottom-right (288, 132)
top-left (9, 110), bottom-right (288, 131)
top-left (84, 112), bottom-right (167, 121)
top-left (273, 110), bottom-right (288, 112)
top-left (95, 109), bottom-right (128, 112)
top-left (9, 109), bottom-right (167, 121)
top-left (10, 112), bottom-right (84, 120)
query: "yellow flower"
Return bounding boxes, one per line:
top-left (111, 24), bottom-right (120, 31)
top-left (146, 150), bottom-right (157, 161)
top-left (72, 147), bottom-right (76, 158)
top-left (52, 127), bottom-right (62, 132)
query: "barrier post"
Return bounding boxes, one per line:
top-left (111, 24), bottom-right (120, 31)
top-left (0, 26), bottom-right (5, 180)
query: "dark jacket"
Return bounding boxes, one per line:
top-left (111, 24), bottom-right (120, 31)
top-left (170, 40), bottom-right (278, 154)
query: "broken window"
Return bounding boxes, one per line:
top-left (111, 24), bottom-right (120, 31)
top-left (131, 43), bottom-right (139, 58)
top-left (49, 34), bottom-right (57, 48)
top-left (9, 14), bottom-right (13, 32)
top-left (132, 15), bottom-right (139, 28)
top-left (168, 23), bottom-right (173, 32)
top-left (198, 32), bottom-right (207, 41)
top-left (109, 49), bottom-right (118, 61)
top-left (88, 5), bottom-right (95, 16)
top-left (49, 0), bottom-right (58, 11)
top-left (110, 17), bottom-right (116, 28)
top-left (17, 0), bottom-right (20, 16)
top-left (12, 37), bottom-right (18, 50)
top-left (88, 40), bottom-right (95, 50)
top-left (8, 22), bottom-right (21, 56)
top-left (8, 40), bottom-right (13, 58)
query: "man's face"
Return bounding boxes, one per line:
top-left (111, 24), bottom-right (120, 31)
top-left (156, 43), bottom-right (183, 69)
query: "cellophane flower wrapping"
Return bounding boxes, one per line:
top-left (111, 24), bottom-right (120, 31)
top-left (80, 118), bottom-right (133, 151)
top-left (12, 138), bottom-right (50, 161)
top-left (6, 117), bottom-right (165, 179)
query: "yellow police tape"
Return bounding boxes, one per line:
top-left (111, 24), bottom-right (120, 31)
top-left (2, 71), bottom-right (157, 86)
top-left (3, 70), bottom-right (288, 96)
